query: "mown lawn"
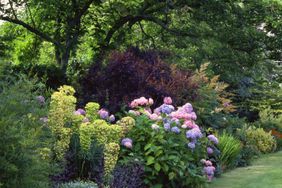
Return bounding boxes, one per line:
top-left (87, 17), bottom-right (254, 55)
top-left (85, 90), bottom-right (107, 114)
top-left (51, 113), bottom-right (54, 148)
top-left (209, 151), bottom-right (282, 188)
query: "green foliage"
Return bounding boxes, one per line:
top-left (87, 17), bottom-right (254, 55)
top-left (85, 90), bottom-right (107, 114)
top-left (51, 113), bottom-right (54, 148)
top-left (0, 77), bottom-right (52, 188)
top-left (58, 181), bottom-right (98, 188)
top-left (218, 132), bottom-right (241, 170)
top-left (116, 116), bottom-right (136, 134)
top-left (48, 85), bottom-right (77, 161)
top-left (259, 108), bottom-right (282, 132)
top-left (104, 143), bottom-right (120, 177)
top-left (245, 126), bottom-right (277, 154)
top-left (91, 121), bottom-right (123, 145)
top-left (235, 126), bottom-right (260, 167)
top-left (119, 115), bottom-right (207, 188)
top-left (85, 102), bottom-right (100, 120)
top-left (79, 123), bottom-right (96, 153)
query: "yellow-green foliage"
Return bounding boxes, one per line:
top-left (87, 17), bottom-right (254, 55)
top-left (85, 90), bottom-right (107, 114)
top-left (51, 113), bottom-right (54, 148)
top-left (79, 123), bottom-right (95, 153)
top-left (85, 102), bottom-right (100, 121)
top-left (104, 143), bottom-right (120, 176)
top-left (246, 127), bottom-right (277, 153)
top-left (79, 118), bottom-right (124, 175)
top-left (49, 85), bottom-right (76, 160)
top-left (117, 116), bottom-right (135, 134)
top-left (92, 120), bottom-right (123, 144)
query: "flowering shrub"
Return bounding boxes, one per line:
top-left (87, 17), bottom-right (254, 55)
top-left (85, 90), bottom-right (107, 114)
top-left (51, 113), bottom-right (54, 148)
top-left (119, 96), bottom-right (219, 187)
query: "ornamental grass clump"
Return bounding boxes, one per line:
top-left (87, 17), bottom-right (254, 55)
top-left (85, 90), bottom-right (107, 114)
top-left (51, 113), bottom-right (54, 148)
top-left (218, 132), bottom-right (242, 170)
top-left (119, 96), bottom-right (219, 187)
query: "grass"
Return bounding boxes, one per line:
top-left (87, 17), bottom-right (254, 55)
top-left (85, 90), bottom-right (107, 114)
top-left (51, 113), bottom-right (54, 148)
top-left (209, 151), bottom-right (282, 188)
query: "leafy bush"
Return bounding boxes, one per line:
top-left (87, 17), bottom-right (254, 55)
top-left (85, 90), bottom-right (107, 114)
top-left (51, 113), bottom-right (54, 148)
top-left (58, 181), bottom-right (98, 188)
top-left (218, 132), bottom-right (241, 170)
top-left (0, 77), bottom-right (52, 188)
top-left (234, 125), bottom-right (276, 167)
top-left (119, 97), bottom-right (219, 187)
top-left (234, 125), bottom-right (260, 167)
top-left (258, 108), bottom-right (282, 149)
top-left (81, 47), bottom-right (198, 113)
top-left (245, 126), bottom-right (276, 153)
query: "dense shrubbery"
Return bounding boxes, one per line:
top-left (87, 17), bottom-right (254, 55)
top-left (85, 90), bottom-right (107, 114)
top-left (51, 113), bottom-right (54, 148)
top-left (45, 86), bottom-right (222, 187)
top-left (0, 77), bottom-right (52, 188)
top-left (0, 75), bottom-right (279, 187)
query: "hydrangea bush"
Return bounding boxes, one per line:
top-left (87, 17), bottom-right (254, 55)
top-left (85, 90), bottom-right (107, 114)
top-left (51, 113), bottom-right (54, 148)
top-left (119, 97), bottom-right (219, 187)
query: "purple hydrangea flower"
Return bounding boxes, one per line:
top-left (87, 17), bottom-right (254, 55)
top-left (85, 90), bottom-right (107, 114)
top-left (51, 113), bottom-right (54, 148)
top-left (171, 118), bottom-right (180, 125)
top-left (98, 109), bottom-right (109, 119)
top-left (207, 135), bottom-right (219, 145)
top-left (183, 103), bottom-right (193, 113)
top-left (171, 126), bottom-right (181, 134)
top-left (74, 111), bottom-right (81, 115)
top-left (36, 95), bottom-right (45, 104)
top-left (207, 147), bottom-right (214, 155)
top-left (121, 138), bottom-right (133, 149)
top-left (164, 123), bottom-right (171, 131)
top-left (109, 115), bottom-right (115, 122)
top-left (159, 104), bottom-right (174, 114)
top-left (76, 108), bottom-right (86, 115)
top-left (186, 128), bottom-right (203, 139)
top-left (204, 166), bottom-right (215, 176)
top-left (187, 142), bottom-right (196, 149)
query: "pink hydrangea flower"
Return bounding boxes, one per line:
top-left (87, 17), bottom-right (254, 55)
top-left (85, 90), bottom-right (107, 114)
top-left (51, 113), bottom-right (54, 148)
top-left (149, 113), bottom-right (160, 120)
top-left (163, 97), bottom-right (172, 105)
top-left (130, 100), bottom-right (138, 108)
top-left (148, 98), bottom-right (154, 105)
top-left (138, 97), bottom-right (148, 105)
top-left (204, 160), bottom-right (213, 166)
top-left (128, 110), bottom-right (140, 116)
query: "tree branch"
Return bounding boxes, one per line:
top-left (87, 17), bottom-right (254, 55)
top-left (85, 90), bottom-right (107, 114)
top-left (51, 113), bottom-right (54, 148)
top-left (0, 16), bottom-right (60, 47)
